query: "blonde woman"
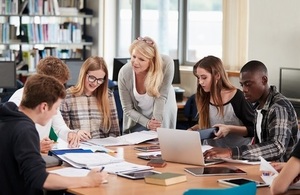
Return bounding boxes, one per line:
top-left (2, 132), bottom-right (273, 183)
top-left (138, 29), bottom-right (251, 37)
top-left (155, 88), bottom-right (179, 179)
top-left (118, 36), bottom-right (177, 133)
top-left (60, 56), bottom-right (120, 140)
top-left (189, 55), bottom-right (254, 147)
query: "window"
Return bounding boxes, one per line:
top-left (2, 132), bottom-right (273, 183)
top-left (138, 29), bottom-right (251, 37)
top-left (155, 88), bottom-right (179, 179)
top-left (117, 0), bottom-right (132, 57)
top-left (186, 0), bottom-right (222, 62)
top-left (116, 0), bottom-right (248, 70)
top-left (140, 0), bottom-right (178, 59)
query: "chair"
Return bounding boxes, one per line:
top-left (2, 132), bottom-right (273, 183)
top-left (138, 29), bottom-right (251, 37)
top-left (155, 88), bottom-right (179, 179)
top-left (183, 182), bottom-right (257, 195)
top-left (183, 94), bottom-right (198, 125)
top-left (0, 80), bottom-right (24, 103)
top-left (113, 90), bottom-right (123, 134)
top-left (176, 94), bottom-right (198, 129)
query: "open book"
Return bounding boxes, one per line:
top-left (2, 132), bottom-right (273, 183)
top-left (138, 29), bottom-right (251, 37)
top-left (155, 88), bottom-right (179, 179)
top-left (86, 131), bottom-right (158, 146)
top-left (56, 152), bottom-right (152, 174)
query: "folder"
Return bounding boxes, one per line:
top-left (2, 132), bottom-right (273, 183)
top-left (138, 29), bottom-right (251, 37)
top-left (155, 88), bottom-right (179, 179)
top-left (48, 148), bottom-right (93, 157)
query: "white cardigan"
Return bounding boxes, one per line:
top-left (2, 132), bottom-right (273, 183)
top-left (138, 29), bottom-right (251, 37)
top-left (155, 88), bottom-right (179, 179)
top-left (118, 54), bottom-right (177, 133)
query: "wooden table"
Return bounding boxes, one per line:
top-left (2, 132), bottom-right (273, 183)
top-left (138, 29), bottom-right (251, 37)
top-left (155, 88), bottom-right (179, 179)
top-left (66, 145), bottom-right (300, 195)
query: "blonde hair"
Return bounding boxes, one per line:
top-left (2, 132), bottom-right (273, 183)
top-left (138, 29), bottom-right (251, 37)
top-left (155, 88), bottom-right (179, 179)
top-left (129, 36), bottom-right (163, 97)
top-left (70, 56), bottom-right (111, 131)
top-left (193, 55), bottom-right (235, 128)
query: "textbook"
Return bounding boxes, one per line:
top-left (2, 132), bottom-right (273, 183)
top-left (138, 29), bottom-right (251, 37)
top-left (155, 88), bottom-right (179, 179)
top-left (144, 172), bottom-right (187, 186)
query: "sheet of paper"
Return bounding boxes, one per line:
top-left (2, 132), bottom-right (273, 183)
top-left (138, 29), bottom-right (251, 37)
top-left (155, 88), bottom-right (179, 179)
top-left (89, 162), bottom-right (153, 174)
top-left (259, 156), bottom-right (278, 185)
top-left (221, 158), bottom-right (261, 165)
top-left (259, 156), bottom-right (300, 189)
top-left (136, 151), bottom-right (161, 157)
top-left (201, 145), bottom-right (213, 152)
top-left (49, 167), bottom-right (89, 177)
top-left (80, 142), bottom-right (115, 153)
top-left (62, 153), bottom-right (123, 167)
top-left (53, 138), bottom-right (69, 149)
top-left (87, 131), bottom-right (158, 146)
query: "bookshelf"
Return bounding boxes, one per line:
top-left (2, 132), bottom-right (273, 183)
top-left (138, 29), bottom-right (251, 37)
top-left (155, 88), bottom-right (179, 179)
top-left (0, 0), bottom-right (94, 71)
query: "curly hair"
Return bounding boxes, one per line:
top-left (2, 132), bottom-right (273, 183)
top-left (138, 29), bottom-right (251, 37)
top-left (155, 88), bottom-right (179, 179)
top-left (36, 56), bottom-right (70, 84)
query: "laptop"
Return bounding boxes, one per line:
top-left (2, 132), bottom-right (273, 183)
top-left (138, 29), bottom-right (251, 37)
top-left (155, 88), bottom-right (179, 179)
top-left (157, 128), bottom-right (224, 166)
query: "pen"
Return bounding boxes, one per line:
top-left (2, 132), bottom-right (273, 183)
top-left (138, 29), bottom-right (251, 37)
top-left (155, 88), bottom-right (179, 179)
top-left (99, 167), bottom-right (105, 172)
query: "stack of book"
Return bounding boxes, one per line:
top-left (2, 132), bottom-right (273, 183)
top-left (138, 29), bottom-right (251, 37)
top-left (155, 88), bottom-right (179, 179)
top-left (144, 172), bottom-right (187, 186)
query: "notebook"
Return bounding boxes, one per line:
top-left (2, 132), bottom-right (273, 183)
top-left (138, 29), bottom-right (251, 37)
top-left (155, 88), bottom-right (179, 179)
top-left (157, 128), bottom-right (224, 166)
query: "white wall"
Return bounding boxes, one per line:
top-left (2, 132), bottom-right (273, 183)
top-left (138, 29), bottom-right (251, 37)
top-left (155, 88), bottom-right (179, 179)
top-left (248, 0), bottom-right (300, 87)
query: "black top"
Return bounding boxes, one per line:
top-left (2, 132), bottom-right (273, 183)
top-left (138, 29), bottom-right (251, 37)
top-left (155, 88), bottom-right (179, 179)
top-left (0, 102), bottom-right (49, 195)
top-left (291, 140), bottom-right (300, 159)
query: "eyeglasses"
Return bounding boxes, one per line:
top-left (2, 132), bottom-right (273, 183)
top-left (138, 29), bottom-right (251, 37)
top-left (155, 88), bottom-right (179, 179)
top-left (136, 37), bottom-right (154, 46)
top-left (87, 74), bottom-right (105, 85)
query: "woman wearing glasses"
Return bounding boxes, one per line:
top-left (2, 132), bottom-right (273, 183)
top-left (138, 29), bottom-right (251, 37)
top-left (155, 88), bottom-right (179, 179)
top-left (60, 56), bottom-right (120, 140)
top-left (118, 36), bottom-right (177, 133)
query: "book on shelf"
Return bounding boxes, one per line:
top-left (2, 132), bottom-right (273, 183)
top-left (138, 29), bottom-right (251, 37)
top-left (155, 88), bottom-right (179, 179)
top-left (144, 172), bottom-right (187, 186)
top-left (86, 131), bottom-right (158, 146)
top-left (19, 0), bottom-right (28, 14)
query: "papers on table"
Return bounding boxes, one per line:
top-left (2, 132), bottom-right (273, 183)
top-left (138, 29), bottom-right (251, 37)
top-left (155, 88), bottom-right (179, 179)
top-left (90, 162), bottom-right (153, 174)
top-left (49, 167), bottom-right (89, 177)
top-left (221, 158), bottom-right (261, 165)
top-left (260, 156), bottom-right (300, 189)
top-left (80, 142), bottom-right (116, 153)
top-left (52, 151), bottom-right (152, 174)
top-left (136, 151), bottom-right (162, 157)
top-left (61, 153), bottom-right (124, 168)
top-left (86, 131), bottom-right (158, 146)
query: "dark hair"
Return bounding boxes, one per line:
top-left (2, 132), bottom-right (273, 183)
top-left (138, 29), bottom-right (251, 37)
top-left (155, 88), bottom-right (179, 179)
top-left (21, 74), bottom-right (66, 109)
top-left (240, 60), bottom-right (268, 75)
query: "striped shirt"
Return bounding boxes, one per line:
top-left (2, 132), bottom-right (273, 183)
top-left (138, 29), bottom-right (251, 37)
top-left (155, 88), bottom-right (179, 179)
top-left (232, 86), bottom-right (299, 162)
top-left (60, 89), bottom-right (120, 138)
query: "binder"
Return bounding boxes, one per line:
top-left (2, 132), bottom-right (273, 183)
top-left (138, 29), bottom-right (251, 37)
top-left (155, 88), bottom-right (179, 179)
top-left (48, 148), bottom-right (93, 157)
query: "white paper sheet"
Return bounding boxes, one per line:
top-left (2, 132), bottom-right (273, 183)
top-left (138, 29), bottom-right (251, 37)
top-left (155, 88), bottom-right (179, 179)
top-left (49, 167), bottom-right (89, 177)
top-left (259, 156), bottom-right (300, 189)
top-left (87, 131), bottom-right (158, 146)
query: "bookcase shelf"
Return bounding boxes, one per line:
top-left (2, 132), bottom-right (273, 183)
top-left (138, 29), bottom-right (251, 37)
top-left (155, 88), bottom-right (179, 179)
top-left (0, 14), bottom-right (93, 18)
top-left (0, 0), bottom-right (94, 70)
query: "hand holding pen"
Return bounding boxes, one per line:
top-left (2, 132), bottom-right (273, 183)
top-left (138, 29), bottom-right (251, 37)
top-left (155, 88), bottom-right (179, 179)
top-left (87, 167), bottom-right (108, 185)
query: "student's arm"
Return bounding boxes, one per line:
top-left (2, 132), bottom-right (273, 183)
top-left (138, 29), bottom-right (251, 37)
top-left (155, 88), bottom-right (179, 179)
top-left (214, 124), bottom-right (248, 138)
top-left (231, 104), bottom-right (297, 161)
top-left (187, 124), bottom-right (199, 131)
top-left (52, 110), bottom-right (80, 147)
top-left (215, 89), bottom-right (254, 138)
top-left (44, 169), bottom-right (108, 190)
top-left (271, 157), bottom-right (300, 195)
top-left (58, 92), bottom-right (81, 145)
